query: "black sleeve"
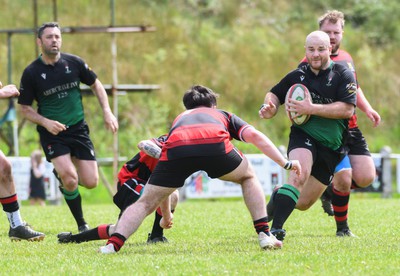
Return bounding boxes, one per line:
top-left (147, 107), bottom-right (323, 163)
top-left (270, 72), bottom-right (294, 105)
top-left (336, 67), bottom-right (357, 106)
top-left (18, 68), bottom-right (36, 105)
top-left (220, 110), bottom-right (250, 141)
top-left (67, 54), bottom-right (98, 86)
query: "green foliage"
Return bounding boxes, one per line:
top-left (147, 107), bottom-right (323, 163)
top-left (2, 196), bottom-right (400, 275)
top-left (0, 0), bottom-right (399, 157)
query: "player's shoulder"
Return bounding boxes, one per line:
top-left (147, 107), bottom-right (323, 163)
top-left (285, 67), bottom-right (306, 80)
top-left (332, 49), bottom-right (354, 61)
top-left (332, 62), bottom-right (356, 83)
top-left (338, 49), bottom-right (353, 58)
top-left (20, 60), bottom-right (43, 83)
top-left (332, 61), bottom-right (350, 72)
top-left (23, 57), bottom-right (42, 72)
top-left (61, 52), bottom-right (85, 63)
top-left (299, 56), bottom-right (307, 65)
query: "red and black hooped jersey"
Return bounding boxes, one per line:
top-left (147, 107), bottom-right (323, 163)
top-left (299, 49), bottom-right (359, 128)
top-left (160, 107), bottom-right (252, 161)
top-left (117, 151), bottom-right (159, 187)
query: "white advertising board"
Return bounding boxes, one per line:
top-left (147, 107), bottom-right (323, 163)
top-left (184, 154), bottom-right (285, 199)
top-left (184, 153), bottom-right (400, 199)
top-left (9, 157), bottom-right (61, 201)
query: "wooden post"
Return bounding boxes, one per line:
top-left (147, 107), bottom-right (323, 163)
top-left (110, 0), bottom-right (119, 192)
top-left (380, 146), bottom-right (392, 198)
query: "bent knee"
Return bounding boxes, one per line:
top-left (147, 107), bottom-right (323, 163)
top-left (0, 158), bottom-right (12, 173)
top-left (296, 201), bottom-right (313, 211)
top-left (81, 181), bottom-right (98, 189)
top-left (353, 175), bottom-right (376, 188)
top-left (352, 170), bottom-right (375, 188)
top-left (79, 175), bottom-right (99, 189)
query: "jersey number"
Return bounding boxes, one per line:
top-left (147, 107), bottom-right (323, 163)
top-left (58, 91), bottom-right (68, 99)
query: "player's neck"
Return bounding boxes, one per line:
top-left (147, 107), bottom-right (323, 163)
top-left (310, 59), bottom-right (333, 75)
top-left (331, 49), bottom-right (339, 56)
top-left (40, 53), bottom-right (60, 65)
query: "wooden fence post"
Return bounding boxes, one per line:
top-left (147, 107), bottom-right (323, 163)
top-left (380, 146), bottom-right (392, 198)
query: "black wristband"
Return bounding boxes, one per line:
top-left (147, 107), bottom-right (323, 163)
top-left (284, 161), bottom-right (293, 170)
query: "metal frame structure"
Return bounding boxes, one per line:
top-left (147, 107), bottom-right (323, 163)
top-left (0, 0), bottom-right (158, 193)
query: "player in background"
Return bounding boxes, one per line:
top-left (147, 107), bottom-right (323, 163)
top-left (99, 85), bottom-right (302, 253)
top-left (0, 82), bottom-right (45, 241)
top-left (18, 22), bottom-right (118, 233)
top-left (29, 150), bottom-right (47, 206)
top-left (260, 31), bottom-right (357, 241)
top-left (296, 10), bottom-right (381, 237)
top-left (57, 135), bottom-right (179, 244)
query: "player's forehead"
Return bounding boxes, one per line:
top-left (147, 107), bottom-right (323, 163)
top-left (42, 26), bottom-right (61, 36)
top-left (305, 31), bottom-right (330, 48)
top-left (320, 20), bottom-right (342, 32)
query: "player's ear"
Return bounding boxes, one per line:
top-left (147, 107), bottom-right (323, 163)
top-left (36, 37), bottom-right (42, 47)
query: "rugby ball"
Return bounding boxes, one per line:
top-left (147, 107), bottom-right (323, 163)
top-left (285, 83), bottom-right (310, 125)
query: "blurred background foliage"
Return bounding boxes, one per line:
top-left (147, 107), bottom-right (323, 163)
top-left (1, 0), bottom-right (399, 158)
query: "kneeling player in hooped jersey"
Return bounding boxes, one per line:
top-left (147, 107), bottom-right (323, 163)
top-left (57, 135), bottom-right (179, 244)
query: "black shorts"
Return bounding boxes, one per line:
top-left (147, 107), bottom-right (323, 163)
top-left (113, 178), bottom-right (144, 217)
top-left (288, 126), bottom-right (344, 185)
top-left (38, 120), bottom-right (96, 162)
top-left (149, 148), bottom-right (243, 188)
top-left (345, 127), bottom-right (371, 156)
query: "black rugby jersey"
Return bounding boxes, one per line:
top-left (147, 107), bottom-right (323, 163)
top-left (299, 50), bottom-right (359, 128)
top-left (18, 53), bottom-right (97, 126)
top-left (270, 62), bottom-right (357, 150)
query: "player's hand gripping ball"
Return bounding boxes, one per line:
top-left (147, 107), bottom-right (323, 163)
top-left (285, 83), bottom-right (311, 125)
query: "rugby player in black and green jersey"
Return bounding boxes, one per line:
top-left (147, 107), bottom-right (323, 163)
top-left (296, 10), bottom-right (381, 238)
top-left (18, 22), bottom-right (118, 233)
top-left (259, 31), bottom-right (357, 242)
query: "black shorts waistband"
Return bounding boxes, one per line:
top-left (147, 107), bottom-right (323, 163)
top-left (37, 119), bottom-right (85, 134)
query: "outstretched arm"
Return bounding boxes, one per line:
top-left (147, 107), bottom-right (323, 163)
top-left (356, 87), bottom-right (381, 127)
top-left (90, 79), bottom-right (119, 133)
top-left (159, 195), bottom-right (173, 229)
top-left (138, 139), bottom-right (161, 159)
top-left (242, 126), bottom-right (301, 176)
top-left (0, 84), bottom-right (19, 99)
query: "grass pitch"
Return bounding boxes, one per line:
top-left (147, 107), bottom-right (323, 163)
top-left (1, 195), bottom-right (399, 275)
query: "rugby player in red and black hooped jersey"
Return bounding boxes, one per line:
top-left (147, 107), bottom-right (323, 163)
top-left (99, 85), bottom-right (302, 253)
top-left (298, 10), bottom-right (381, 237)
top-left (162, 108), bottom-right (250, 160)
top-left (57, 135), bottom-right (180, 244)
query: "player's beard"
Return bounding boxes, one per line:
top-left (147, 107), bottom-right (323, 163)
top-left (42, 43), bottom-right (60, 57)
top-left (331, 42), bottom-right (340, 55)
top-left (309, 57), bottom-right (330, 71)
top-left (309, 58), bottom-right (322, 70)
